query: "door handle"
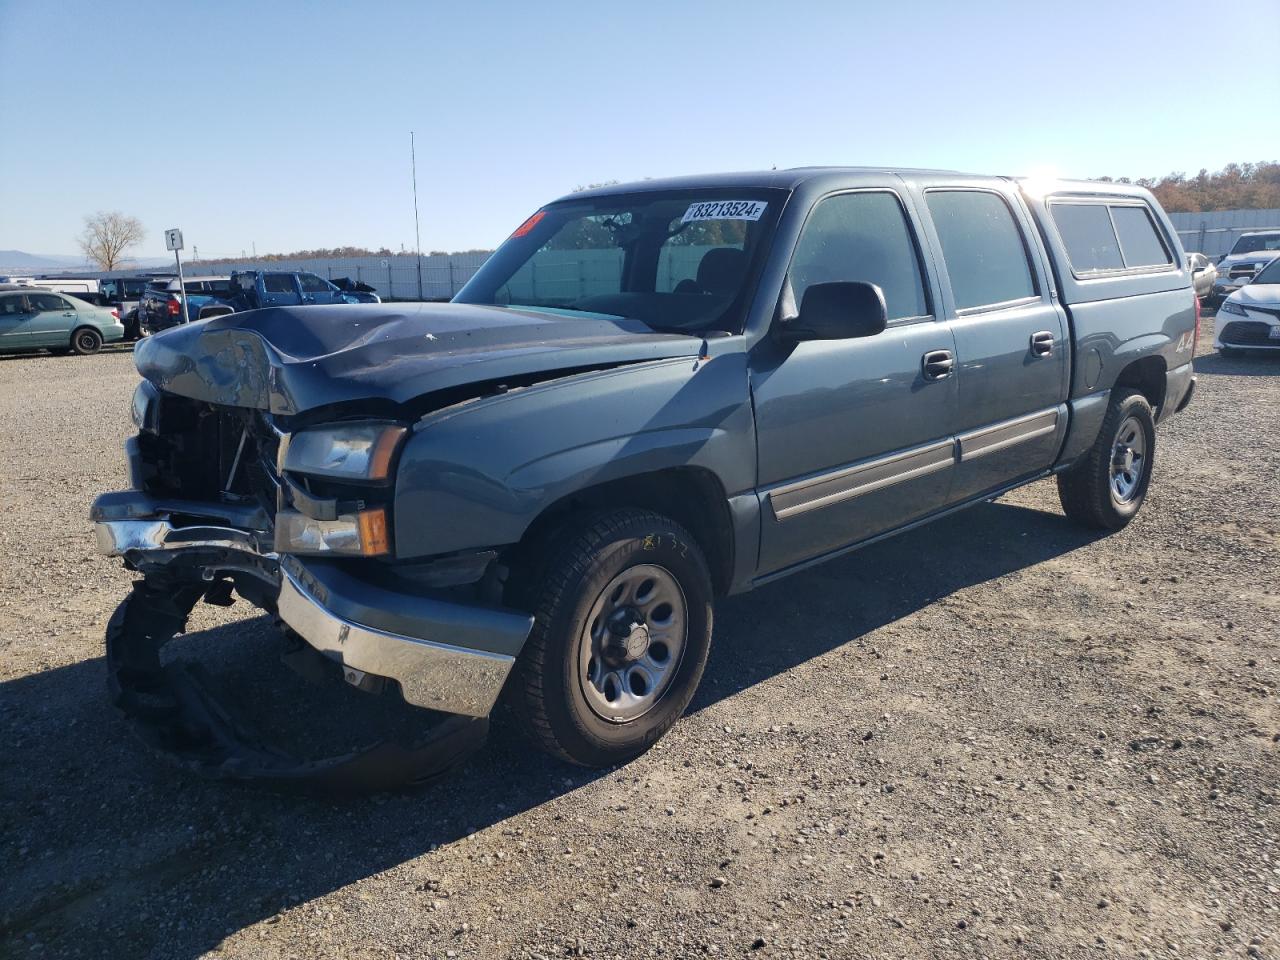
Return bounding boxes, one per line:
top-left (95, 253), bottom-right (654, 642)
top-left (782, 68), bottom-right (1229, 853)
top-left (922, 349), bottom-right (955, 380)
top-left (1030, 331), bottom-right (1055, 357)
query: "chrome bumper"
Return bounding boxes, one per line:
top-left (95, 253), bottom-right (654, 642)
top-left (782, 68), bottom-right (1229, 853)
top-left (93, 505), bottom-right (530, 718)
top-left (276, 567), bottom-right (515, 717)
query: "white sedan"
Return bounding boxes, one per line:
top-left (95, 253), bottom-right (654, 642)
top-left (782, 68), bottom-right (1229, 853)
top-left (1215, 257), bottom-right (1280, 355)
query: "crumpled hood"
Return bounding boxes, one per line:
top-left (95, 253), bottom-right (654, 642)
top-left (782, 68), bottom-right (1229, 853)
top-left (133, 302), bottom-right (703, 415)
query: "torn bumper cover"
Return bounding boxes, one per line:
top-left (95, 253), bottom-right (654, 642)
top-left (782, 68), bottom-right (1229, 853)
top-left (91, 491), bottom-right (534, 790)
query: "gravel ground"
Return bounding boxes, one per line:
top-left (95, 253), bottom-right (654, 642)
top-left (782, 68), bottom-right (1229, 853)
top-left (1, 321), bottom-right (1277, 960)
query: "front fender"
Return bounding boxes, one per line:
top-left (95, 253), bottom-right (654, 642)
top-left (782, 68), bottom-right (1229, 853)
top-left (393, 345), bottom-right (754, 560)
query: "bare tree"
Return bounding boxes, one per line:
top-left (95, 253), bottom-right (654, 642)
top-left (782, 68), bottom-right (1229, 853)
top-left (77, 211), bottom-right (145, 271)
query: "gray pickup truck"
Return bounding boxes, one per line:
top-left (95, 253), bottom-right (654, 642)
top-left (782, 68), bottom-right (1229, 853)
top-left (93, 168), bottom-right (1197, 781)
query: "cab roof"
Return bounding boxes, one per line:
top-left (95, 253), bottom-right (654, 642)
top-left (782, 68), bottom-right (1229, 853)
top-left (560, 168), bottom-right (1160, 203)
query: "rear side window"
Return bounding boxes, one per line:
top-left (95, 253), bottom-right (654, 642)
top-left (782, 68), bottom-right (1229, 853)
top-left (263, 274), bottom-right (295, 294)
top-left (1051, 201), bottom-right (1173, 274)
top-left (925, 190), bottom-right (1036, 310)
top-left (1110, 206), bottom-right (1172, 268)
top-left (1050, 204), bottom-right (1123, 272)
top-left (788, 191), bottom-right (929, 321)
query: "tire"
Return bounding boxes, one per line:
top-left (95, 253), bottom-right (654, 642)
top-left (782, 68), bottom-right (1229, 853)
top-left (1057, 388), bottom-right (1156, 531)
top-left (70, 327), bottom-right (103, 355)
top-left (508, 509), bottom-right (714, 767)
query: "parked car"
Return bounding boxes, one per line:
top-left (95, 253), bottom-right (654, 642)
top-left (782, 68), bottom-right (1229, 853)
top-left (100, 276), bottom-right (160, 339)
top-left (1214, 255), bottom-right (1280, 355)
top-left (330, 276), bottom-right (382, 303)
top-left (0, 285), bottom-right (125, 355)
top-left (1185, 252), bottom-right (1217, 302)
top-left (137, 276), bottom-right (233, 335)
top-left (94, 169), bottom-right (1196, 783)
top-left (1211, 231), bottom-right (1280, 306)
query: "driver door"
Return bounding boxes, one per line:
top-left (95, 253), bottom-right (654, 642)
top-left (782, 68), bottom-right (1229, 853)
top-left (751, 188), bottom-right (959, 576)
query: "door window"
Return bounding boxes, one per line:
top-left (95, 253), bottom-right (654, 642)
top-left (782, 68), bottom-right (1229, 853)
top-left (298, 273), bottom-right (332, 292)
top-left (0, 294), bottom-right (25, 315)
top-left (788, 191), bottom-right (929, 321)
top-left (263, 274), bottom-right (296, 294)
top-left (28, 293), bottom-right (72, 312)
top-left (926, 190), bottom-right (1036, 310)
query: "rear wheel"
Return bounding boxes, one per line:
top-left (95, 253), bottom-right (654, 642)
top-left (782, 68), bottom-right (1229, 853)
top-left (70, 327), bottom-right (102, 355)
top-left (508, 509), bottom-right (714, 767)
top-left (1057, 389), bottom-right (1156, 530)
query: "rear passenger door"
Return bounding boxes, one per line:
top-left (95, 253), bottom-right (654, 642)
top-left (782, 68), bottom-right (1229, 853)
top-left (911, 181), bottom-right (1069, 503)
top-left (752, 187), bottom-right (958, 576)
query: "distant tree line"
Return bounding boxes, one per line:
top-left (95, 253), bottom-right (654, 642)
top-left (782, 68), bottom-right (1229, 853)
top-left (191, 246), bottom-right (493, 266)
top-left (1097, 161), bottom-right (1279, 213)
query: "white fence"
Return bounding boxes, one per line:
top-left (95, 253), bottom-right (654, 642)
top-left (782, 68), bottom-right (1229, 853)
top-left (1167, 209), bottom-right (1280, 258)
top-left (181, 251), bottom-right (492, 300)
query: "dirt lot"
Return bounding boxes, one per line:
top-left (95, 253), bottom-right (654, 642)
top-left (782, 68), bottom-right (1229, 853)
top-left (1, 322), bottom-right (1277, 960)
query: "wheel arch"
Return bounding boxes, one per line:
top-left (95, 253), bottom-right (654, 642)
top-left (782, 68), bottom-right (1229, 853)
top-left (1112, 354), bottom-right (1167, 414)
top-left (510, 466), bottom-right (736, 598)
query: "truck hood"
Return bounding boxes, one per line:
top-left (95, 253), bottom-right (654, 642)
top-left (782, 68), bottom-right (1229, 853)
top-left (133, 302), bottom-right (705, 416)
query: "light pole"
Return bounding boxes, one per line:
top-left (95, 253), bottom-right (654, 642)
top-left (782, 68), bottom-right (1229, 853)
top-left (411, 131), bottom-right (424, 301)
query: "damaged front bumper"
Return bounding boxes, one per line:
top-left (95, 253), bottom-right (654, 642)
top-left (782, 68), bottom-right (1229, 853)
top-left (91, 490), bottom-right (534, 789)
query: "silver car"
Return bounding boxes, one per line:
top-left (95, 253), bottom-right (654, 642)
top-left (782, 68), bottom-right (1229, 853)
top-left (1185, 252), bottom-right (1217, 302)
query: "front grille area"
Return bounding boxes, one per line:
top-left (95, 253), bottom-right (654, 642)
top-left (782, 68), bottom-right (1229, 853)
top-left (1218, 320), bottom-right (1280, 346)
top-left (1229, 264), bottom-right (1259, 279)
top-left (140, 394), bottom-right (283, 523)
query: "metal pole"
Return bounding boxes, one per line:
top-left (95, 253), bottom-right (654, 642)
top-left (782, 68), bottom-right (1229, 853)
top-left (411, 131), bottom-right (424, 301)
top-left (173, 248), bottom-right (190, 325)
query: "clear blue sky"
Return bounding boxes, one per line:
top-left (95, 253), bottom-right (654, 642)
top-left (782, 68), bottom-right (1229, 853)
top-left (2, 0), bottom-right (1277, 260)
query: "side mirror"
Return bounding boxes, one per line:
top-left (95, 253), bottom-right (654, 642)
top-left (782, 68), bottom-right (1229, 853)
top-left (780, 281), bottom-right (888, 342)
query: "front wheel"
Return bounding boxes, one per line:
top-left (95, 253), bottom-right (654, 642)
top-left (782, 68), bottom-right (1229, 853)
top-left (507, 509), bottom-right (714, 767)
top-left (70, 327), bottom-right (103, 355)
top-left (1057, 389), bottom-right (1156, 530)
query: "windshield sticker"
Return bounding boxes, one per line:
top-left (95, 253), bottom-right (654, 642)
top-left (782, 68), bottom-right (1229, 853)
top-left (681, 200), bottom-right (768, 223)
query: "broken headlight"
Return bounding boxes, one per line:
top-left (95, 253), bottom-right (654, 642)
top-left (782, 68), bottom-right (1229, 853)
top-left (274, 507), bottom-right (391, 557)
top-left (282, 422), bottom-right (408, 483)
top-left (275, 421), bottom-right (408, 557)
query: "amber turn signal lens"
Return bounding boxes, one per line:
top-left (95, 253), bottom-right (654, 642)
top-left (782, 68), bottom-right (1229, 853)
top-left (356, 507), bottom-right (390, 556)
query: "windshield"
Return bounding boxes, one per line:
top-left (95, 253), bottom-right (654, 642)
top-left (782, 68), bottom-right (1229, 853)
top-left (455, 189), bottom-right (786, 333)
top-left (1231, 234), bottom-right (1280, 255)
top-left (1251, 258), bottom-right (1280, 285)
